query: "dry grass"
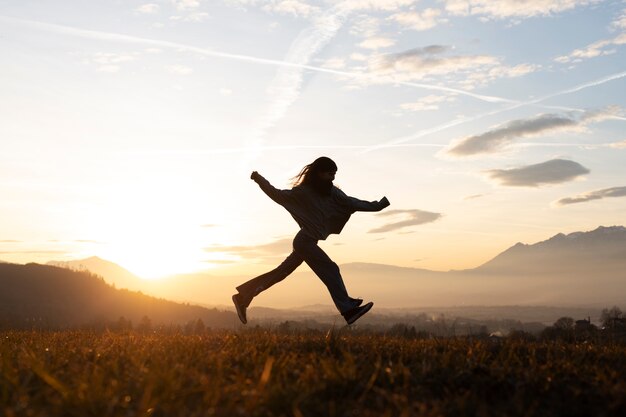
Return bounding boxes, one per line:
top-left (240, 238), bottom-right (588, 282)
top-left (2, 329), bottom-right (626, 416)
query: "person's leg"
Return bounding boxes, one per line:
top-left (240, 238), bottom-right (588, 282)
top-left (235, 250), bottom-right (303, 307)
top-left (292, 231), bottom-right (354, 314)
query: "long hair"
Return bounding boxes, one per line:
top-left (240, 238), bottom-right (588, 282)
top-left (291, 156), bottom-right (338, 195)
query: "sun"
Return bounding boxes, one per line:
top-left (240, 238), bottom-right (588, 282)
top-left (87, 173), bottom-right (226, 280)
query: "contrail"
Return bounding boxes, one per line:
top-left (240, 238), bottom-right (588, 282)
top-left (5, 14), bottom-right (601, 112)
top-left (363, 70), bottom-right (626, 152)
top-left (5, 13), bottom-right (622, 151)
top-left (121, 143), bottom-right (445, 156)
top-left (244, 5), bottom-right (350, 159)
top-left (0, 15), bottom-right (517, 104)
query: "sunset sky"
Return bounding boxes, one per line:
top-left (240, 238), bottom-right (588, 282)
top-left (1, 0), bottom-right (625, 279)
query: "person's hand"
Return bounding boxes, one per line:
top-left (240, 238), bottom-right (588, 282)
top-left (250, 171), bottom-right (261, 182)
top-left (379, 196), bottom-right (390, 208)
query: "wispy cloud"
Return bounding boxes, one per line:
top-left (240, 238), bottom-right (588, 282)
top-left (170, 12), bottom-right (210, 22)
top-left (399, 94), bottom-right (456, 112)
top-left (609, 139), bottom-right (626, 149)
top-left (166, 64), bottom-right (194, 75)
top-left (85, 52), bottom-right (136, 73)
top-left (614, 8), bottom-right (626, 30)
top-left (368, 45), bottom-right (500, 82)
top-left (365, 69), bottom-right (626, 153)
top-left (369, 209), bottom-right (442, 233)
top-left (321, 57), bottom-right (346, 69)
top-left (485, 159), bottom-right (590, 187)
top-left (172, 0), bottom-right (201, 11)
top-left (204, 238), bottom-right (292, 259)
top-left (388, 8), bottom-right (446, 31)
top-left (349, 15), bottom-right (380, 37)
top-left (354, 43), bottom-right (540, 92)
top-left (135, 4), bottom-right (160, 14)
top-left (443, 0), bottom-right (600, 20)
top-left (245, 5), bottom-right (349, 155)
top-left (446, 107), bottom-right (621, 157)
top-left (263, 0), bottom-right (320, 17)
top-left (338, 0), bottom-right (418, 12)
top-left (555, 33), bottom-right (626, 65)
top-left (555, 186), bottom-right (626, 206)
top-left (358, 36), bottom-right (396, 49)
top-left (463, 194), bottom-right (486, 200)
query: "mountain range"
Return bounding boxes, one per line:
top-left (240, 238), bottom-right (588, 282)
top-left (43, 225), bottom-right (626, 310)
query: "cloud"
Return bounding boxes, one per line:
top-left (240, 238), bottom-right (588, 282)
top-left (366, 45), bottom-right (507, 84)
top-left (613, 8), bottom-right (626, 30)
top-left (358, 36), bottom-right (396, 49)
top-left (167, 64), bottom-right (194, 75)
top-left (443, 0), bottom-right (599, 20)
top-left (338, 0), bottom-right (418, 12)
top-left (321, 57), bottom-right (346, 69)
top-left (226, 0), bottom-right (319, 17)
top-left (349, 15), bottom-right (380, 37)
top-left (400, 94), bottom-right (456, 111)
top-left (460, 63), bottom-right (540, 89)
top-left (84, 52), bottom-right (136, 73)
top-left (263, 0), bottom-right (319, 17)
top-left (204, 238), bottom-right (292, 259)
top-left (463, 194), bottom-right (485, 200)
top-left (170, 12), bottom-right (210, 21)
top-left (91, 52), bottom-right (136, 64)
top-left (388, 8), bottom-right (445, 31)
top-left (369, 209), bottom-right (442, 233)
top-left (609, 139), bottom-right (626, 149)
top-left (485, 159), bottom-right (590, 187)
top-left (554, 32), bottom-right (626, 64)
top-left (245, 4), bottom-right (350, 157)
top-left (364, 69), bottom-right (626, 154)
top-left (554, 6), bottom-right (626, 66)
top-left (172, 0), bottom-right (201, 11)
top-left (135, 4), bottom-right (160, 14)
top-left (555, 186), bottom-right (626, 205)
top-left (446, 107), bottom-right (620, 157)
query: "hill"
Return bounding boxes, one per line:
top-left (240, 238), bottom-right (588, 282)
top-left (47, 256), bottom-right (145, 291)
top-left (0, 262), bottom-right (238, 329)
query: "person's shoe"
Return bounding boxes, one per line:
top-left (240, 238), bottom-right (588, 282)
top-left (342, 301), bottom-right (374, 325)
top-left (349, 297), bottom-right (363, 308)
top-left (232, 293), bottom-right (248, 324)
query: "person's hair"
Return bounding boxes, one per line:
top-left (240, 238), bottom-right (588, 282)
top-left (291, 157), bottom-right (337, 194)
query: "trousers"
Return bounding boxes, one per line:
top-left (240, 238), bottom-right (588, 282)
top-left (236, 229), bottom-right (354, 313)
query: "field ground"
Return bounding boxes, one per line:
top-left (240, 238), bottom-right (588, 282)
top-left (1, 329), bottom-right (625, 417)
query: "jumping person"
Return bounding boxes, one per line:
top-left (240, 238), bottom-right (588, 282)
top-left (232, 156), bottom-right (390, 325)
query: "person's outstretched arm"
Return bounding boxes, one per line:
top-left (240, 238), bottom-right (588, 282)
top-left (335, 188), bottom-right (390, 212)
top-left (251, 171), bottom-right (293, 206)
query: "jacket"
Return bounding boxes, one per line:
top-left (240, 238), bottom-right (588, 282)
top-left (254, 174), bottom-right (390, 240)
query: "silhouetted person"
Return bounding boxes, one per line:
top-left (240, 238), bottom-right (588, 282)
top-left (232, 156), bottom-right (390, 325)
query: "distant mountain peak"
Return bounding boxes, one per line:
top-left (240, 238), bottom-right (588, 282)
top-left (479, 225), bottom-right (626, 272)
top-left (46, 256), bottom-right (144, 290)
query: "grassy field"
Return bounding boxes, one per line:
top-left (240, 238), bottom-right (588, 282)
top-left (1, 329), bottom-right (625, 417)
